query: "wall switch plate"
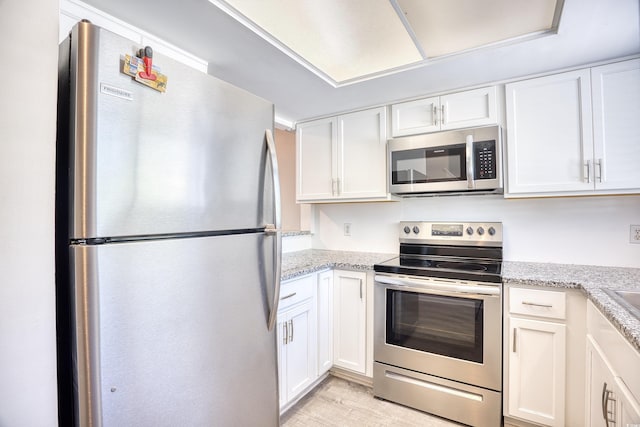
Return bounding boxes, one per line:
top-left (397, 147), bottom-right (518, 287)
top-left (631, 225), bottom-right (640, 244)
top-left (344, 223), bottom-right (351, 236)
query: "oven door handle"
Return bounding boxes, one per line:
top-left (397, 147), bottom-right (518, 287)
top-left (374, 275), bottom-right (500, 297)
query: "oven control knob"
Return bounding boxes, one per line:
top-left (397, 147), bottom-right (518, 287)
top-left (466, 227), bottom-right (474, 235)
top-left (477, 226), bottom-right (485, 235)
top-left (488, 226), bottom-right (496, 236)
top-left (403, 226), bottom-right (411, 234)
top-left (412, 226), bottom-right (420, 234)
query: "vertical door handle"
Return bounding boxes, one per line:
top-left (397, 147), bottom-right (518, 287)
top-left (440, 105), bottom-right (445, 126)
top-left (265, 129), bottom-right (282, 332)
top-left (512, 328), bottom-right (517, 353)
top-left (359, 279), bottom-right (363, 300)
top-left (288, 319), bottom-right (294, 343)
top-left (283, 322), bottom-right (288, 345)
top-left (433, 105), bottom-right (438, 124)
top-left (585, 160), bottom-right (592, 183)
top-left (596, 158), bottom-right (603, 183)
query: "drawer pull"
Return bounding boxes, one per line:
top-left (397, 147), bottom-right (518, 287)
top-left (522, 301), bottom-right (553, 308)
top-left (280, 292), bottom-right (297, 300)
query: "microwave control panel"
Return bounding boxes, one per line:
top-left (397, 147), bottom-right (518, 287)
top-left (473, 140), bottom-right (496, 180)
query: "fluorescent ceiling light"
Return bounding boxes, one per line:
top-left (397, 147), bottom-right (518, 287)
top-left (209, 0), bottom-right (562, 87)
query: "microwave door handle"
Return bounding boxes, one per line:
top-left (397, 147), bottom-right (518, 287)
top-left (466, 135), bottom-right (475, 189)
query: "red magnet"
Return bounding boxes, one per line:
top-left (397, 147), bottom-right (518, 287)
top-left (138, 46), bottom-right (157, 81)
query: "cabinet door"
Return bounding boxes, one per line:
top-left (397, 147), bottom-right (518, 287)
top-left (507, 317), bottom-right (566, 426)
top-left (440, 86), bottom-right (498, 130)
top-left (586, 336), bottom-right (616, 427)
top-left (296, 118), bottom-right (337, 201)
top-left (283, 300), bottom-right (316, 403)
top-left (505, 69), bottom-right (593, 195)
top-left (616, 375), bottom-right (640, 426)
top-left (337, 107), bottom-right (388, 199)
top-left (317, 270), bottom-right (333, 376)
top-left (391, 96), bottom-right (440, 137)
top-left (591, 59), bottom-right (640, 191)
top-left (276, 314), bottom-right (288, 409)
top-left (333, 270), bottom-right (367, 374)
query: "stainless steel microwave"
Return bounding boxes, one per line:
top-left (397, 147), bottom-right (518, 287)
top-left (388, 125), bottom-right (503, 195)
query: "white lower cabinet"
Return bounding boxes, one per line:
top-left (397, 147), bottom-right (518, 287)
top-left (507, 317), bottom-right (566, 426)
top-left (585, 301), bottom-right (640, 427)
top-left (504, 286), bottom-right (586, 427)
top-left (316, 270), bottom-right (333, 376)
top-left (277, 275), bottom-right (316, 409)
top-left (332, 270), bottom-right (367, 374)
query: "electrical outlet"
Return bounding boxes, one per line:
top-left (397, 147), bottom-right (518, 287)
top-left (631, 225), bottom-right (640, 244)
top-left (344, 223), bottom-right (351, 236)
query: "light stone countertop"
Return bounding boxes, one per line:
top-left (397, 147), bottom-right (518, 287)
top-left (281, 250), bottom-right (640, 353)
top-left (281, 249), bottom-right (396, 281)
top-left (503, 261), bottom-right (640, 353)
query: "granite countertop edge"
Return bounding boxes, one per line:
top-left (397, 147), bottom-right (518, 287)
top-left (502, 261), bottom-right (640, 353)
top-left (281, 250), bottom-right (640, 354)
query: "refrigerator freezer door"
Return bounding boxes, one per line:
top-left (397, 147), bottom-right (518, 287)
top-left (67, 22), bottom-right (274, 239)
top-left (70, 233), bottom-right (278, 426)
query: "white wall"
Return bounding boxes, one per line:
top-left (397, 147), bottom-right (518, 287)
top-left (0, 0), bottom-right (59, 425)
top-left (311, 195), bottom-right (640, 268)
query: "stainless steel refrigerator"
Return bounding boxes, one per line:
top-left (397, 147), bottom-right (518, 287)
top-left (55, 21), bottom-right (281, 426)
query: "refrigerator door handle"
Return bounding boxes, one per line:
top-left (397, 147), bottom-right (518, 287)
top-left (265, 129), bottom-right (282, 331)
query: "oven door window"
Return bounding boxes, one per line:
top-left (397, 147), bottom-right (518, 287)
top-left (386, 289), bottom-right (483, 363)
top-left (390, 144), bottom-right (466, 185)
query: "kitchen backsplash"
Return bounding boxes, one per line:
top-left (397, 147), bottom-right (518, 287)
top-left (309, 194), bottom-right (640, 268)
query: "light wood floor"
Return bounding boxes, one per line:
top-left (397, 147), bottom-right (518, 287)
top-left (281, 376), bottom-right (461, 427)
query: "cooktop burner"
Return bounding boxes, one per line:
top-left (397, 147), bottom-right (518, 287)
top-left (375, 256), bottom-right (502, 283)
top-left (374, 221), bottom-right (503, 284)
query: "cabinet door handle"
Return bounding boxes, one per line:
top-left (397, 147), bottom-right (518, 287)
top-left (359, 279), bottom-right (363, 300)
top-left (596, 158), bottom-right (603, 183)
top-left (522, 301), bottom-right (553, 308)
top-left (512, 328), bottom-right (517, 353)
top-left (585, 160), bottom-right (592, 183)
top-left (440, 105), bottom-right (445, 126)
top-left (280, 292), bottom-right (297, 301)
top-left (283, 321), bottom-right (288, 345)
top-left (289, 319), bottom-right (294, 343)
top-left (601, 382), bottom-right (617, 427)
top-left (433, 105), bottom-right (438, 124)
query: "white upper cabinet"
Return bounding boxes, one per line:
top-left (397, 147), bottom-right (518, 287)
top-left (391, 96), bottom-right (440, 136)
top-left (296, 107), bottom-right (391, 203)
top-left (591, 58), bottom-right (640, 191)
top-left (337, 108), bottom-right (388, 199)
top-left (505, 58), bottom-right (640, 197)
top-left (296, 117), bottom-right (337, 201)
top-left (505, 69), bottom-right (593, 195)
top-left (391, 86), bottom-right (498, 137)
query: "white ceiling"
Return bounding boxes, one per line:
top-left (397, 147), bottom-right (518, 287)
top-left (79, 0), bottom-right (639, 126)
top-left (213, 0), bottom-right (560, 85)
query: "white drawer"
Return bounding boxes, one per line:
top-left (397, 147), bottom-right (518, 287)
top-left (509, 287), bottom-right (566, 320)
top-left (278, 274), bottom-right (314, 311)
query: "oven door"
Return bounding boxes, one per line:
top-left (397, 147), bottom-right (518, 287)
top-left (374, 274), bottom-right (502, 391)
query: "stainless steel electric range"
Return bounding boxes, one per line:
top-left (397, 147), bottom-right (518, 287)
top-left (373, 221), bottom-right (503, 427)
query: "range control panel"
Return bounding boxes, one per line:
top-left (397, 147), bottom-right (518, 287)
top-left (399, 221), bottom-right (503, 246)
